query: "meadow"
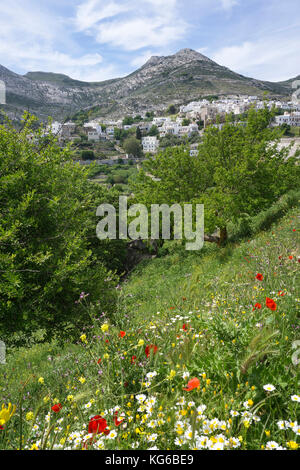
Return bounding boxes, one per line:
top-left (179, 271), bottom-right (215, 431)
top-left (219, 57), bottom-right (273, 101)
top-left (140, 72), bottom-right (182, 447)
top-left (0, 206), bottom-right (299, 450)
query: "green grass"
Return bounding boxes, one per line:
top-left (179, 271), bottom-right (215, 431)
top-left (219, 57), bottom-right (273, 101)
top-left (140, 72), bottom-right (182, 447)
top-left (0, 208), bottom-right (299, 450)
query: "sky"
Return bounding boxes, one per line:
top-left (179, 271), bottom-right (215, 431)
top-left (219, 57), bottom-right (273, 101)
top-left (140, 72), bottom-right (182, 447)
top-left (0, 0), bottom-right (299, 83)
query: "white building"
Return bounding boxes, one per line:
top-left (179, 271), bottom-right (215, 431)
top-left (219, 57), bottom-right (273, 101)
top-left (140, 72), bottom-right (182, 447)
top-left (142, 136), bottom-right (159, 153)
top-left (275, 112), bottom-right (300, 127)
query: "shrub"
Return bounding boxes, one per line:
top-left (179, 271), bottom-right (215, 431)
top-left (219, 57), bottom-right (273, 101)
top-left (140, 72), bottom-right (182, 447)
top-left (0, 114), bottom-right (120, 345)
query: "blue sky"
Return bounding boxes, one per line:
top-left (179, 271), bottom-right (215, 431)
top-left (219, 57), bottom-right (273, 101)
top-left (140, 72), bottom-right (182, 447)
top-left (0, 0), bottom-right (299, 82)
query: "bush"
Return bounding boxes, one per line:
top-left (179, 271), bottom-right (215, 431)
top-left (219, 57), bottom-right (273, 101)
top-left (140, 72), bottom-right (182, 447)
top-left (0, 115), bottom-right (120, 345)
top-left (81, 150), bottom-right (95, 160)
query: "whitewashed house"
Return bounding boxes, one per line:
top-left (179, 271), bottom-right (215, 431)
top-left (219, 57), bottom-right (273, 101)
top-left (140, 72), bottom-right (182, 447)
top-left (142, 136), bottom-right (159, 153)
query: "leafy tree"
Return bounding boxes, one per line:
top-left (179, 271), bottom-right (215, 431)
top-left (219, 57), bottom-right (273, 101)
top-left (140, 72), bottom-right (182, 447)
top-left (166, 104), bottom-right (177, 115)
top-left (0, 114), bottom-right (123, 344)
top-left (122, 116), bottom-right (134, 126)
top-left (81, 150), bottom-right (95, 160)
top-left (182, 118), bottom-right (191, 126)
top-left (133, 108), bottom-right (300, 245)
top-left (148, 125), bottom-right (159, 136)
top-left (123, 136), bottom-right (143, 157)
top-left (136, 126), bottom-right (142, 140)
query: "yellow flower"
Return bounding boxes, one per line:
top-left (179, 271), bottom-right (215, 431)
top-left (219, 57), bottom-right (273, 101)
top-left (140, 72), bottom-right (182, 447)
top-left (103, 353), bottom-right (109, 359)
top-left (137, 339), bottom-right (144, 347)
top-left (30, 443), bottom-right (39, 451)
top-left (168, 370), bottom-right (176, 380)
top-left (101, 323), bottom-right (109, 333)
top-left (0, 403), bottom-right (16, 426)
top-left (78, 377), bottom-right (86, 384)
top-left (265, 430), bottom-right (271, 437)
top-left (287, 441), bottom-right (298, 450)
top-left (38, 377), bottom-right (44, 385)
top-left (80, 334), bottom-right (87, 344)
top-left (43, 396), bottom-right (50, 404)
top-left (26, 412), bottom-right (34, 421)
top-left (67, 395), bottom-right (74, 402)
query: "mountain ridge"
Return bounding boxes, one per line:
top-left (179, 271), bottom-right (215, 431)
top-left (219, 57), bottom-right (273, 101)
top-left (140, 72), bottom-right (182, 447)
top-left (0, 49), bottom-right (296, 121)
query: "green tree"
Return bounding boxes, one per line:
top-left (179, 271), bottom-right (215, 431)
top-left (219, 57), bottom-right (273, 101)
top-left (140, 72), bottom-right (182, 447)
top-left (81, 150), bottom-right (95, 160)
top-left (136, 126), bottom-right (142, 140)
top-left (0, 114), bottom-right (122, 344)
top-left (133, 108), bottom-right (300, 245)
top-left (148, 125), bottom-right (159, 136)
top-left (166, 104), bottom-right (177, 115)
top-left (123, 136), bottom-right (143, 157)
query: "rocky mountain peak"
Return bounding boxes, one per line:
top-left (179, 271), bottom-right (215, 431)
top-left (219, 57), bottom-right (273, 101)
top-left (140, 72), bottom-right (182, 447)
top-left (174, 48), bottom-right (212, 62)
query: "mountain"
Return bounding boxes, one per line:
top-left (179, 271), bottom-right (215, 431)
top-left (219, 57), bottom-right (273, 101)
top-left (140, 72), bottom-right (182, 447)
top-left (0, 49), bottom-right (295, 121)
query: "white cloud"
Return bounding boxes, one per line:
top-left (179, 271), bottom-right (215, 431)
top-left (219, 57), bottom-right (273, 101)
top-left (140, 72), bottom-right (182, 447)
top-left (74, 0), bottom-right (128, 31)
top-left (75, 0), bottom-right (187, 51)
top-left (220, 0), bottom-right (238, 10)
top-left (130, 51), bottom-right (155, 68)
top-left (212, 36), bottom-right (300, 81)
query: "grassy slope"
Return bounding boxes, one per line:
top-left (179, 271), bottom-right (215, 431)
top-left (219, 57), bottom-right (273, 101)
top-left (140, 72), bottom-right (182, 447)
top-left (0, 208), bottom-right (299, 450)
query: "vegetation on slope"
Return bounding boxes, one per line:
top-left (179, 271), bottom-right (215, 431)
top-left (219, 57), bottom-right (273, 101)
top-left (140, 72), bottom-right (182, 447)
top-left (0, 207), bottom-right (299, 450)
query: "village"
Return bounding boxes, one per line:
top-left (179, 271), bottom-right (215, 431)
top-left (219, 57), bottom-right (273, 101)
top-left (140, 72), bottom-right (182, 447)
top-left (41, 94), bottom-right (300, 165)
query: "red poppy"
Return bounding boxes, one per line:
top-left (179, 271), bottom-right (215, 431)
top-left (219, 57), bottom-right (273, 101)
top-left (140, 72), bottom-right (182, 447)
top-left (131, 355), bottom-right (137, 364)
top-left (293, 229), bottom-right (296, 232)
top-left (183, 377), bottom-right (200, 391)
top-left (97, 358), bottom-right (102, 364)
top-left (182, 324), bottom-right (188, 331)
top-left (145, 344), bottom-right (158, 358)
top-left (88, 415), bottom-right (109, 435)
top-left (51, 403), bottom-right (62, 413)
top-left (289, 256), bottom-right (293, 260)
top-left (278, 291), bottom-right (286, 297)
top-left (114, 411), bottom-right (124, 427)
top-left (119, 331), bottom-right (126, 338)
top-left (266, 297), bottom-right (277, 311)
top-left (0, 425), bottom-right (4, 431)
top-left (253, 303), bottom-right (262, 310)
top-left (105, 339), bottom-right (109, 343)
top-left (256, 273), bottom-right (264, 281)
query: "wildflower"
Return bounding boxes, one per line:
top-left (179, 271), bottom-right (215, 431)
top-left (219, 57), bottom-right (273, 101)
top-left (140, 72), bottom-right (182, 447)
top-left (0, 403), bottom-right (16, 426)
top-left (26, 412), bottom-right (34, 421)
top-left (88, 415), bottom-right (109, 435)
top-left (145, 344), bottom-right (158, 358)
top-left (101, 323), bottom-right (109, 333)
top-left (103, 353), bottom-right (109, 359)
top-left (253, 303), bottom-right (262, 310)
top-left (119, 331), bottom-right (126, 338)
top-left (263, 384), bottom-right (276, 392)
top-left (79, 377), bottom-right (86, 384)
top-left (291, 395), bottom-right (300, 402)
top-left (183, 378), bottom-right (200, 391)
top-left (266, 441), bottom-right (279, 450)
top-left (287, 441), bottom-right (298, 450)
top-left (80, 334), bottom-right (87, 344)
top-left (131, 355), bottom-right (137, 364)
top-left (114, 411), bottom-right (124, 427)
top-left (266, 298), bottom-right (277, 311)
top-left (168, 370), bottom-right (176, 380)
top-left (52, 403), bottom-right (62, 413)
top-left (256, 273), bottom-right (264, 281)
top-left (138, 339), bottom-right (145, 347)
top-left (38, 377), bottom-right (44, 385)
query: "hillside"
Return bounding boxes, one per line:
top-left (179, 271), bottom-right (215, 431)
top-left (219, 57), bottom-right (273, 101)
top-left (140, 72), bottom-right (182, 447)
top-left (0, 49), bottom-right (295, 121)
top-left (1, 203), bottom-right (299, 450)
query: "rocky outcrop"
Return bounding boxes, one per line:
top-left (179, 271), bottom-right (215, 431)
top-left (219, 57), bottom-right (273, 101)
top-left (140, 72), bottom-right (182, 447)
top-left (0, 49), bottom-right (294, 121)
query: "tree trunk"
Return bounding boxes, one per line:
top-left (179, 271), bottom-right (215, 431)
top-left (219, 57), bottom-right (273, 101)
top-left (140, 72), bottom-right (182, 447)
top-left (218, 227), bottom-right (228, 246)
